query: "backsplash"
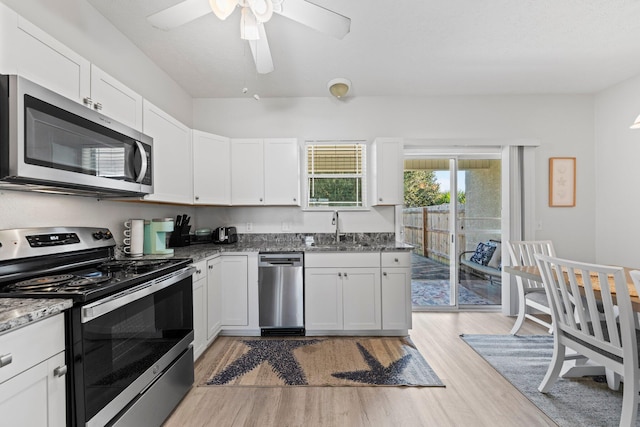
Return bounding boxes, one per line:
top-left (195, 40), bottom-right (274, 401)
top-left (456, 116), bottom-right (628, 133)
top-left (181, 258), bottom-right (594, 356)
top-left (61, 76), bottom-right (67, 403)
top-left (237, 232), bottom-right (396, 246)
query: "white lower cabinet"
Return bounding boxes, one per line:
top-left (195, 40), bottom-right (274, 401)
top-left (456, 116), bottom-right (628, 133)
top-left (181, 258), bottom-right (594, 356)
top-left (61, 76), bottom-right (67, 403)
top-left (206, 257), bottom-right (222, 340)
top-left (220, 255), bottom-right (249, 326)
top-left (191, 260), bottom-right (207, 360)
top-left (0, 314), bottom-right (66, 427)
top-left (381, 252), bottom-right (412, 330)
top-left (305, 253), bottom-right (381, 331)
top-left (304, 268), bottom-right (343, 330)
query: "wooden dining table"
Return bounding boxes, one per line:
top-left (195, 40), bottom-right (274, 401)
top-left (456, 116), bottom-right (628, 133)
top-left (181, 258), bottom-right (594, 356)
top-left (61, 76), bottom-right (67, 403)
top-left (505, 265), bottom-right (640, 311)
top-left (505, 264), bottom-right (640, 381)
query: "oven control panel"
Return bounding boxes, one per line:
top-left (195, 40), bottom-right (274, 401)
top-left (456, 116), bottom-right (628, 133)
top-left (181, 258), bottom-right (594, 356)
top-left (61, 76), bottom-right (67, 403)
top-left (26, 233), bottom-right (81, 247)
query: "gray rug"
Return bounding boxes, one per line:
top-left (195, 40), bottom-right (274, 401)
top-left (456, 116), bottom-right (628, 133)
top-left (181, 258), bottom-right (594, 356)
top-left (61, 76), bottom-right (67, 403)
top-left (461, 334), bottom-right (640, 426)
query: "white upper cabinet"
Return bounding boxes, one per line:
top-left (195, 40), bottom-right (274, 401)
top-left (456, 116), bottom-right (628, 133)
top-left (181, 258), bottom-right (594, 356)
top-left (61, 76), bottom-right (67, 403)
top-left (264, 138), bottom-right (300, 205)
top-left (9, 13), bottom-right (142, 131)
top-left (193, 130), bottom-right (231, 205)
top-left (0, 3), bottom-right (18, 74)
top-left (231, 138), bottom-right (265, 205)
top-left (89, 65), bottom-right (143, 131)
top-left (371, 138), bottom-right (404, 205)
top-left (231, 138), bottom-right (300, 206)
top-left (14, 15), bottom-right (90, 104)
top-left (142, 100), bottom-right (193, 204)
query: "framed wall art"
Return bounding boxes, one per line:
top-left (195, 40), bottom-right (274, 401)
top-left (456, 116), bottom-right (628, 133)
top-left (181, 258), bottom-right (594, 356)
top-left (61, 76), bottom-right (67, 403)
top-left (549, 157), bottom-right (576, 207)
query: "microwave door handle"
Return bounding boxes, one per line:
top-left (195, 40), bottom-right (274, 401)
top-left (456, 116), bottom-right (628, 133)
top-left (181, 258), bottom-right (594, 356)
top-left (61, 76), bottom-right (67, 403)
top-left (133, 141), bottom-right (148, 183)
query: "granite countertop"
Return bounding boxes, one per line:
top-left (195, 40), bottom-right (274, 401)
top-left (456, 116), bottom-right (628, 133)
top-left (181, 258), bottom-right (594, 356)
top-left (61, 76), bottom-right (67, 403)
top-left (167, 241), bottom-right (414, 263)
top-left (0, 298), bottom-right (73, 335)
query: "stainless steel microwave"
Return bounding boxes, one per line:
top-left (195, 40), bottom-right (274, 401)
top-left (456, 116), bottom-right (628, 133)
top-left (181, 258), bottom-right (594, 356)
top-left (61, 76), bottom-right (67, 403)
top-left (0, 74), bottom-right (153, 197)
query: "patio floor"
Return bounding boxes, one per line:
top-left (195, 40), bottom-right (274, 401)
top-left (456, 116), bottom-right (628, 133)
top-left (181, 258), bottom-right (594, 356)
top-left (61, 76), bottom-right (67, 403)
top-left (411, 253), bottom-right (501, 308)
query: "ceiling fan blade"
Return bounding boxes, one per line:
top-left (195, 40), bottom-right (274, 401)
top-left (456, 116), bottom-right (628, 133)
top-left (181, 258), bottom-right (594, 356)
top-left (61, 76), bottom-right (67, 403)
top-left (276, 0), bottom-right (350, 39)
top-left (147, 0), bottom-right (212, 30)
top-left (248, 24), bottom-right (274, 74)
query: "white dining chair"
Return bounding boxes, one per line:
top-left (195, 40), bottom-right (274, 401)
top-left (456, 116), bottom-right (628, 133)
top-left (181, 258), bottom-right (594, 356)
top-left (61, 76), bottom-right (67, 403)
top-left (507, 240), bottom-right (556, 334)
top-left (535, 254), bottom-right (639, 427)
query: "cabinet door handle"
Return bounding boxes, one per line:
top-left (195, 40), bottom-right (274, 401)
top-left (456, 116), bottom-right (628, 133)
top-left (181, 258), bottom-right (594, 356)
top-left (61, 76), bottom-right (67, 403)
top-left (338, 272), bottom-right (342, 277)
top-left (394, 258), bottom-right (399, 263)
top-left (344, 272), bottom-right (348, 278)
top-left (196, 269), bottom-right (202, 274)
top-left (94, 102), bottom-right (103, 111)
top-left (259, 198), bottom-right (263, 202)
top-left (209, 265), bottom-right (213, 270)
top-left (379, 198), bottom-right (383, 202)
top-left (0, 353), bottom-right (12, 368)
top-left (195, 196), bottom-right (200, 201)
top-left (53, 365), bottom-right (67, 377)
top-left (83, 97), bottom-right (93, 107)
top-left (383, 272), bottom-right (387, 276)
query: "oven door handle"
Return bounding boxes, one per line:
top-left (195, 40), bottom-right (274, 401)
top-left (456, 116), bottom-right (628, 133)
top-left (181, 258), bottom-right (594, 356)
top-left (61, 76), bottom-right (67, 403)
top-left (81, 266), bottom-right (196, 323)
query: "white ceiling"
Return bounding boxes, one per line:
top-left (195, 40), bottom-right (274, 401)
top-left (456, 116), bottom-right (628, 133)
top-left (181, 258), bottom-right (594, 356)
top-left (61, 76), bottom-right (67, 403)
top-left (87, 0), bottom-right (640, 99)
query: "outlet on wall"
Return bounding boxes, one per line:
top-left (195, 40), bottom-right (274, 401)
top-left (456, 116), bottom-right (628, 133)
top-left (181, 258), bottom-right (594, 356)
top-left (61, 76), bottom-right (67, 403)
top-left (246, 222), bottom-right (253, 232)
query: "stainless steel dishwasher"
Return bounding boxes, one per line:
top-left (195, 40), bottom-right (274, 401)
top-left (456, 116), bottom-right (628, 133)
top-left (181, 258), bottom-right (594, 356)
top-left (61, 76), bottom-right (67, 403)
top-left (258, 252), bottom-right (305, 336)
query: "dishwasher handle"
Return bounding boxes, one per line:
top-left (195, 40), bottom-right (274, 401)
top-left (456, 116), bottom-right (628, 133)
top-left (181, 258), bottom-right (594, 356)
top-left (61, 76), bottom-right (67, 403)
top-left (258, 253), bottom-right (303, 267)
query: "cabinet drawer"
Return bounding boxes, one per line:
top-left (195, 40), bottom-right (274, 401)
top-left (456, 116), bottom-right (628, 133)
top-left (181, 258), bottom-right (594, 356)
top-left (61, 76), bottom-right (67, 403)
top-left (191, 260), bottom-right (207, 282)
top-left (305, 252), bottom-right (380, 268)
top-left (0, 314), bottom-right (65, 384)
top-left (381, 252), bottom-right (411, 268)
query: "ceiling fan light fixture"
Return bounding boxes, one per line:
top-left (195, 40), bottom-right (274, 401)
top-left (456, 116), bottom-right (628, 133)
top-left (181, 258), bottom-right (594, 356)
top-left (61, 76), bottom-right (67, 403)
top-left (209, 0), bottom-right (238, 20)
top-left (328, 78), bottom-right (351, 99)
top-left (240, 7), bottom-right (260, 40)
top-left (631, 113), bottom-right (640, 129)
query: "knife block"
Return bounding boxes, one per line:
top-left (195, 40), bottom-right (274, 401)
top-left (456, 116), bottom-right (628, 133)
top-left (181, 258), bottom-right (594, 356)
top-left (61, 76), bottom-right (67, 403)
top-left (170, 225), bottom-right (191, 247)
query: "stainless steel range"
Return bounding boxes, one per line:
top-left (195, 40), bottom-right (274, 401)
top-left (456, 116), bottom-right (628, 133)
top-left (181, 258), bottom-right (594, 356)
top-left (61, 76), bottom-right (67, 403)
top-left (0, 227), bottom-right (195, 427)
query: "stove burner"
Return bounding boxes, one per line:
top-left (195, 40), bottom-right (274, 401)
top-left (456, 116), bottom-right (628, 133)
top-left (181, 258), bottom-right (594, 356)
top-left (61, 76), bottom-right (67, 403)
top-left (13, 274), bottom-right (75, 290)
top-left (97, 259), bottom-right (170, 274)
top-left (9, 273), bottom-right (113, 291)
top-left (66, 275), bottom-right (112, 288)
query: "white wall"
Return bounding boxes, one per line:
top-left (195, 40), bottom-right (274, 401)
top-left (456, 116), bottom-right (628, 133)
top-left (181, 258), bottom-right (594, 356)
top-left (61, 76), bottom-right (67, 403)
top-left (0, 0), bottom-right (600, 260)
top-left (594, 74), bottom-right (640, 266)
top-left (193, 95), bottom-right (597, 260)
top-left (0, 0), bottom-right (192, 125)
top-left (0, 190), bottom-right (197, 249)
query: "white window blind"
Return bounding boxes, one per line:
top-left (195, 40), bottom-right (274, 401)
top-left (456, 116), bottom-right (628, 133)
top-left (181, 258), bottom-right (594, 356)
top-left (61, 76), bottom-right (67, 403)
top-left (306, 143), bottom-right (366, 208)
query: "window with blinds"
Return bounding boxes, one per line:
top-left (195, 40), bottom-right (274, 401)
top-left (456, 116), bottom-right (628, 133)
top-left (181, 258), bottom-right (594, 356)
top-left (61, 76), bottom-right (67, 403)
top-left (306, 143), bottom-right (366, 208)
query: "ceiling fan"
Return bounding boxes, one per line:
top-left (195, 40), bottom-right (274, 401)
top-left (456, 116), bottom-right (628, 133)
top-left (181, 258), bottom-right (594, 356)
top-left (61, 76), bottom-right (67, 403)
top-left (147, 0), bottom-right (351, 74)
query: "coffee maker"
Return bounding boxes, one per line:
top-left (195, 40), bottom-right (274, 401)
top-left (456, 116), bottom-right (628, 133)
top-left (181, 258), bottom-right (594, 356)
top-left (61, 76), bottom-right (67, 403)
top-left (148, 218), bottom-right (174, 255)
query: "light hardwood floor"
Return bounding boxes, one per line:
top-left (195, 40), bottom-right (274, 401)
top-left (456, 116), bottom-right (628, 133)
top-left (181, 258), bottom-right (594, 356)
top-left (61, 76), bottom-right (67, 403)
top-left (164, 313), bottom-right (554, 427)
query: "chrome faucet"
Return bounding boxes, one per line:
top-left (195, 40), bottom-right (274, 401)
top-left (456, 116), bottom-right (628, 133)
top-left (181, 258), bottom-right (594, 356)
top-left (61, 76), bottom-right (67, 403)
top-left (332, 211), bottom-right (342, 243)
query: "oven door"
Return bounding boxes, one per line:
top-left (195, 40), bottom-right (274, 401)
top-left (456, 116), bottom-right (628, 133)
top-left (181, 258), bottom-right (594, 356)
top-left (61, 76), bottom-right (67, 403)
top-left (74, 267), bottom-right (194, 427)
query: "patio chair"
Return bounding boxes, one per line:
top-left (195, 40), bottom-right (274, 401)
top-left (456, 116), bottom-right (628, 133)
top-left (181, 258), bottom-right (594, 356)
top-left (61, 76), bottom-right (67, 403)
top-left (535, 254), bottom-right (639, 426)
top-left (507, 240), bottom-right (555, 334)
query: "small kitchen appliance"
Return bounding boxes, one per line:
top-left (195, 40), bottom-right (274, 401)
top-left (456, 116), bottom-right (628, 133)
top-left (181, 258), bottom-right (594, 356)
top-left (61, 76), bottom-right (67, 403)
top-left (150, 218), bottom-right (174, 254)
top-left (0, 226), bottom-right (195, 427)
top-left (191, 228), bottom-right (213, 244)
top-left (213, 226), bottom-right (238, 244)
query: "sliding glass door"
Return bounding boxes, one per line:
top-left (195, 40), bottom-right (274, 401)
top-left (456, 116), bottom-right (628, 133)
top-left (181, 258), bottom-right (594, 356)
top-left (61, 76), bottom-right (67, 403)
top-left (404, 152), bottom-right (502, 310)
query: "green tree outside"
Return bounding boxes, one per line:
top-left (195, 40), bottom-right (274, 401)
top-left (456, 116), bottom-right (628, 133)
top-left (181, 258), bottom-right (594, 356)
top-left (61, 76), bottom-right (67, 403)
top-left (404, 170), bottom-right (465, 207)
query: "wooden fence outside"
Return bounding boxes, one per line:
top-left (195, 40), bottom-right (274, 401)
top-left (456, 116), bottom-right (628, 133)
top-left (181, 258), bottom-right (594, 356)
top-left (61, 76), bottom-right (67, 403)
top-left (403, 205), bottom-right (465, 265)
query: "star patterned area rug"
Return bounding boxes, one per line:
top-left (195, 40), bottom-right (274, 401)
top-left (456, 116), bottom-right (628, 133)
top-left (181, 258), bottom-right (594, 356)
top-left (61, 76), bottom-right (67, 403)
top-left (201, 336), bottom-right (444, 387)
